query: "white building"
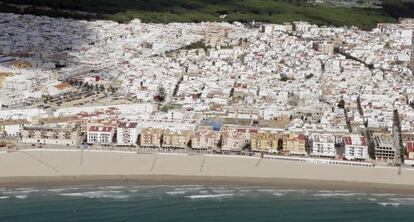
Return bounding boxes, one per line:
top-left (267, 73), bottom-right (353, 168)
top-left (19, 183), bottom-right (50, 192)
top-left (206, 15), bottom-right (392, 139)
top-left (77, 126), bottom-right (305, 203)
top-left (87, 125), bottom-right (115, 145)
top-left (21, 125), bottom-right (79, 145)
top-left (116, 122), bottom-right (138, 146)
top-left (310, 133), bottom-right (343, 158)
top-left (0, 119), bottom-right (30, 137)
top-left (343, 134), bottom-right (369, 160)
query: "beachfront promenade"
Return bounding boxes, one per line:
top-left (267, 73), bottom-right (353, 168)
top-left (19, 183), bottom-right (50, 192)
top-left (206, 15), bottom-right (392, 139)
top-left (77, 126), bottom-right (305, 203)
top-left (1, 148), bottom-right (414, 192)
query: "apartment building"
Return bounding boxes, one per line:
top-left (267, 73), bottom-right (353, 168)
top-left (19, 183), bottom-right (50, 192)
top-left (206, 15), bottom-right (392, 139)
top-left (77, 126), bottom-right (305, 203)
top-left (220, 125), bottom-right (257, 152)
top-left (250, 131), bottom-right (283, 153)
top-left (283, 133), bottom-right (308, 156)
top-left (116, 122), bottom-right (139, 146)
top-left (87, 125), bottom-right (115, 145)
top-left (140, 127), bottom-right (163, 148)
top-left (343, 134), bottom-right (369, 160)
top-left (162, 129), bottom-right (191, 149)
top-left (191, 125), bottom-right (221, 151)
top-left (310, 133), bottom-right (343, 158)
top-left (21, 124), bottom-right (79, 145)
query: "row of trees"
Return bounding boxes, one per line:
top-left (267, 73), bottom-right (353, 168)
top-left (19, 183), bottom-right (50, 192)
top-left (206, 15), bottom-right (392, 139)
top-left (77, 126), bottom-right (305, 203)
top-left (67, 79), bottom-right (116, 93)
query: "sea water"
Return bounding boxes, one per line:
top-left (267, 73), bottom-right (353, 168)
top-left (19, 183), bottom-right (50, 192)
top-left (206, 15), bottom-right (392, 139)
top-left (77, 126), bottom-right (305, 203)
top-left (0, 184), bottom-right (412, 221)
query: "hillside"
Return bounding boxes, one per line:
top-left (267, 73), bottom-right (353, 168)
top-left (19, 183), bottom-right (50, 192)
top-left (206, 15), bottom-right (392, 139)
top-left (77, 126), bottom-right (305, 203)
top-left (0, 0), bottom-right (411, 29)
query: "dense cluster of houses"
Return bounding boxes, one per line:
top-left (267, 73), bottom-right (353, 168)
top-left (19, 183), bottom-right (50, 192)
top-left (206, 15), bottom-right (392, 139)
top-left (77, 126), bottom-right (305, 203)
top-left (1, 13), bottom-right (414, 166)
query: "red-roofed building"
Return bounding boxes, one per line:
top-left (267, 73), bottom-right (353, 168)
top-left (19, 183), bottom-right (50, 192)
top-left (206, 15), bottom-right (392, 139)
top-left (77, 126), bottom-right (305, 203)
top-left (343, 134), bottom-right (369, 160)
top-left (283, 133), bottom-right (308, 156)
top-left (87, 125), bottom-right (115, 144)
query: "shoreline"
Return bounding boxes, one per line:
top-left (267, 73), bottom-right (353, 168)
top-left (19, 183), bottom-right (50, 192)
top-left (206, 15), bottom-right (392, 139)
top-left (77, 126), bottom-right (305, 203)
top-left (1, 175), bottom-right (414, 194)
top-left (0, 150), bottom-right (413, 193)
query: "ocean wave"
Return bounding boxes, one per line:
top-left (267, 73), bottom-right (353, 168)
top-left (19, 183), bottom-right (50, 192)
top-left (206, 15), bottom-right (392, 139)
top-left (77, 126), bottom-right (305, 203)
top-left (98, 186), bottom-right (126, 190)
top-left (272, 192), bottom-right (286, 196)
top-left (3, 189), bottom-right (39, 195)
top-left (388, 198), bottom-right (414, 205)
top-left (256, 189), bottom-right (280, 193)
top-left (15, 195), bottom-right (27, 199)
top-left (371, 193), bottom-right (398, 197)
top-left (211, 189), bottom-right (235, 194)
top-left (237, 189), bottom-right (253, 193)
top-left (378, 202), bottom-right (400, 207)
top-left (60, 191), bottom-right (130, 199)
top-left (313, 193), bottom-right (362, 198)
top-left (257, 189), bottom-right (307, 194)
top-left (47, 187), bottom-right (81, 193)
top-left (198, 190), bottom-right (209, 195)
top-left (174, 187), bottom-right (204, 191)
top-left (47, 188), bottom-right (69, 192)
top-left (0, 196), bottom-right (9, 199)
top-left (166, 191), bottom-right (187, 195)
top-left (185, 194), bottom-right (234, 199)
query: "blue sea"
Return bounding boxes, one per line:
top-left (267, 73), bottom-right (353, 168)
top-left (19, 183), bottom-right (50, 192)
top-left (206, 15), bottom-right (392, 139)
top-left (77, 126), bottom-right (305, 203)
top-left (0, 184), bottom-right (413, 222)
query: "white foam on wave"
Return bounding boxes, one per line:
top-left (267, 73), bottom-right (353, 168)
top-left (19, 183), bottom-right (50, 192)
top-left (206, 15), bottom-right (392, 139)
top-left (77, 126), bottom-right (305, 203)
top-left (15, 195), bottom-right (27, 199)
top-left (371, 193), bottom-right (398, 197)
top-left (313, 193), bottom-right (362, 198)
top-left (272, 192), bottom-right (286, 197)
top-left (98, 186), bottom-right (125, 190)
top-left (388, 198), bottom-right (414, 205)
top-left (15, 187), bottom-right (35, 191)
top-left (0, 196), bottom-right (9, 199)
top-left (174, 187), bottom-right (204, 191)
top-left (256, 189), bottom-right (279, 193)
top-left (47, 188), bottom-right (68, 192)
top-left (60, 191), bottom-right (129, 199)
top-left (3, 189), bottom-right (39, 195)
top-left (237, 189), bottom-right (253, 193)
top-left (166, 191), bottom-right (187, 195)
top-left (47, 187), bottom-right (81, 193)
top-left (212, 189), bottom-right (235, 194)
top-left (257, 189), bottom-right (307, 194)
top-left (185, 194), bottom-right (234, 199)
top-left (378, 202), bottom-right (400, 207)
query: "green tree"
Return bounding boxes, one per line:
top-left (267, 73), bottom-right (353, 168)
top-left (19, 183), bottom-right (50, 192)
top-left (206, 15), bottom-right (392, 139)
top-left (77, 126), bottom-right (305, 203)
top-left (156, 85), bottom-right (166, 102)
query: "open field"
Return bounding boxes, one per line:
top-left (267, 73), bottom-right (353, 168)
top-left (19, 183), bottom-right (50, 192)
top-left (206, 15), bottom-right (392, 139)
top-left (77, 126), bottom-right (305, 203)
top-left (0, 0), bottom-right (402, 30)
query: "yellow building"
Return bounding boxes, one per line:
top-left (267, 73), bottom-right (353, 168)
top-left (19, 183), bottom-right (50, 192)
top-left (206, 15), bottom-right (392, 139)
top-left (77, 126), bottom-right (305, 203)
top-left (162, 129), bottom-right (191, 149)
top-left (251, 131), bottom-right (283, 153)
top-left (283, 133), bottom-right (308, 156)
top-left (140, 128), bottom-right (163, 148)
top-left (0, 72), bottom-right (11, 88)
top-left (191, 125), bottom-right (221, 151)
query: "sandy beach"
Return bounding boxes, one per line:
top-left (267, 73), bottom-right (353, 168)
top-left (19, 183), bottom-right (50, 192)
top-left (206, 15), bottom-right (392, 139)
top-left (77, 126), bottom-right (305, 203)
top-left (0, 150), bottom-right (413, 192)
